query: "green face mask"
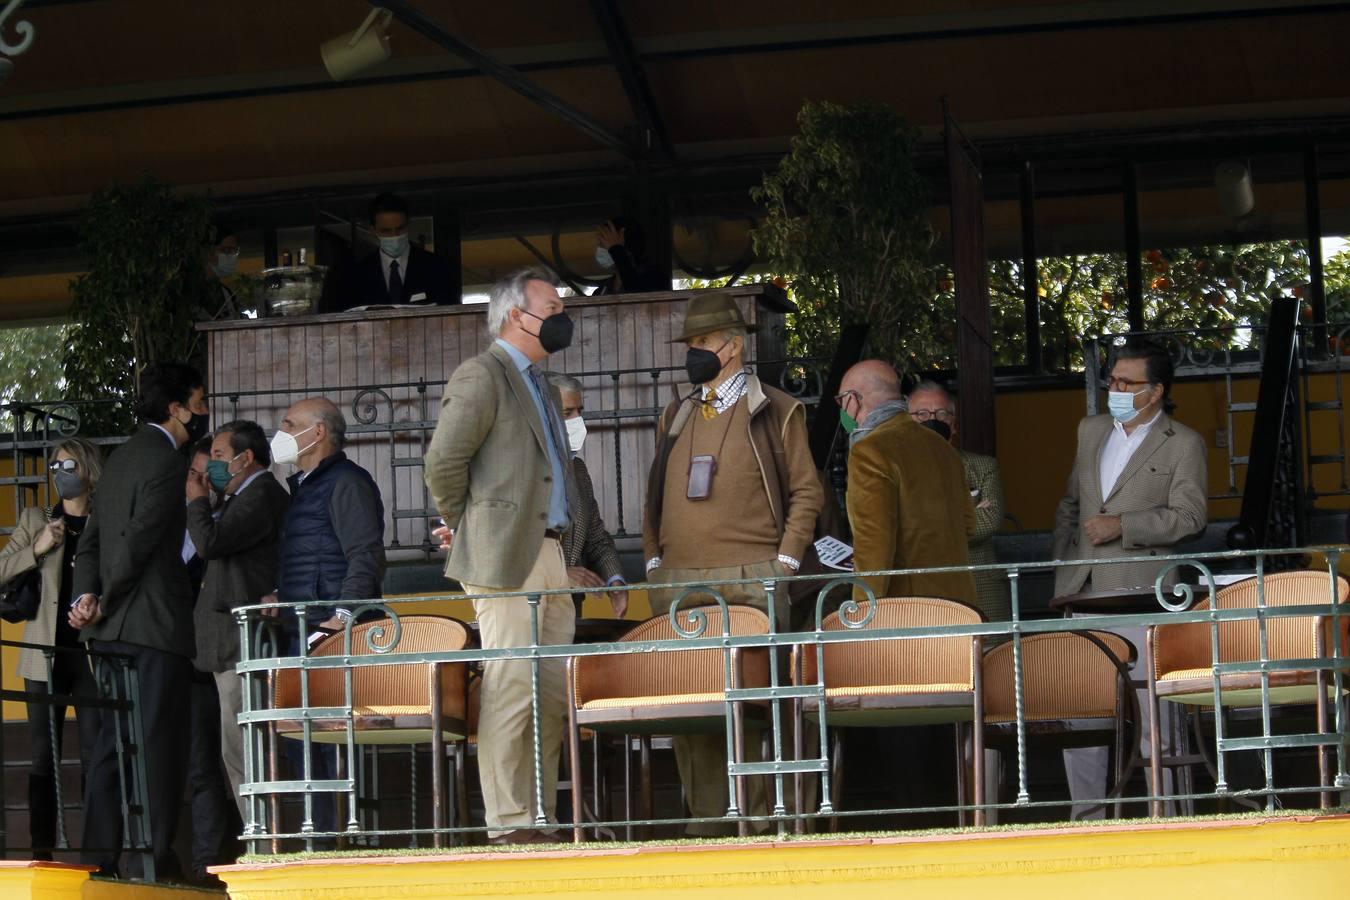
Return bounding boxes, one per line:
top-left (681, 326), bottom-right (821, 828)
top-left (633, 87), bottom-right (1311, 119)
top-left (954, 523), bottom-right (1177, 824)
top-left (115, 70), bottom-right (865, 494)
top-left (839, 408), bottom-right (858, 434)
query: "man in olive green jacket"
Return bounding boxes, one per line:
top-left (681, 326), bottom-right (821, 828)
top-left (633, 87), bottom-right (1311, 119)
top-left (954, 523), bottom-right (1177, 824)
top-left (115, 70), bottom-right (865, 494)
top-left (837, 361), bottom-right (977, 606)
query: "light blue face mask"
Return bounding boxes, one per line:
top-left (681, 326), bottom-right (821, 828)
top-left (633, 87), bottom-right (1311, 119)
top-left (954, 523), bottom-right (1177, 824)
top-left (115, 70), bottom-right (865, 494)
top-left (1107, 388), bottom-right (1146, 423)
top-left (594, 246), bottom-right (614, 270)
top-left (379, 233), bottom-right (409, 259)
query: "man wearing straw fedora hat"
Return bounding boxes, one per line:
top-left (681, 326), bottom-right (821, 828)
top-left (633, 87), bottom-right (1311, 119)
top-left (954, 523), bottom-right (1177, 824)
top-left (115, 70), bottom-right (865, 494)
top-left (643, 292), bottom-right (823, 836)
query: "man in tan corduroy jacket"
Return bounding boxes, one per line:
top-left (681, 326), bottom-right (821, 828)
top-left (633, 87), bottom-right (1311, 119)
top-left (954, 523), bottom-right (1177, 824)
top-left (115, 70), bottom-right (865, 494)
top-left (837, 360), bottom-right (978, 606)
top-left (642, 292), bottom-right (823, 835)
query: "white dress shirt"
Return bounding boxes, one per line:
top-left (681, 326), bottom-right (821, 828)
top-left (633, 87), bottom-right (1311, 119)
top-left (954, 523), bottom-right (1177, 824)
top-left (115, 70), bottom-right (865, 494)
top-left (1098, 408), bottom-right (1162, 498)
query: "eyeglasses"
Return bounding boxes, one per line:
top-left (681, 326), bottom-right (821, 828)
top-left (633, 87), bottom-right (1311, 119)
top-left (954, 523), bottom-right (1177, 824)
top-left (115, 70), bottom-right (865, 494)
top-left (833, 390), bottom-right (861, 408)
top-left (216, 246), bottom-right (241, 257)
top-left (910, 408), bottom-right (954, 423)
top-left (1104, 376), bottom-right (1151, 392)
top-left (48, 459), bottom-right (77, 473)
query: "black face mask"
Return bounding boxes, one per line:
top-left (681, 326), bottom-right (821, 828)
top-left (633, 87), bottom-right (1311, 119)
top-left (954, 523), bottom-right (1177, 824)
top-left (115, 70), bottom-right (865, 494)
top-left (684, 340), bottom-right (729, 385)
top-left (522, 310), bottom-right (574, 354)
top-left (920, 418), bottom-right (952, 442)
top-left (53, 470), bottom-right (85, 501)
top-left (185, 411), bottom-right (210, 445)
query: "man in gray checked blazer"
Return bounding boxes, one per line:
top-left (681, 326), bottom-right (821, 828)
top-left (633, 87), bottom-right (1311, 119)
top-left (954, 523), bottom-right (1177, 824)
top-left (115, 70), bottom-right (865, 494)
top-left (1052, 338), bottom-right (1208, 819)
top-left (1052, 343), bottom-right (1208, 596)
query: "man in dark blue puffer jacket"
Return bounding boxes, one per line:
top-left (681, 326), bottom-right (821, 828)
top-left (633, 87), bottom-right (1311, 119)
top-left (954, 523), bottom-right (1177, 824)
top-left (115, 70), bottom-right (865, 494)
top-left (269, 396), bottom-right (385, 839)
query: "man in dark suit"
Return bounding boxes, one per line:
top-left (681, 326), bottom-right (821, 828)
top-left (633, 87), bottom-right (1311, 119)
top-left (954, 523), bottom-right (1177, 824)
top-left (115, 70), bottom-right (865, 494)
top-left (186, 419), bottom-right (290, 830)
top-left (339, 192), bottom-right (457, 309)
top-left (180, 439), bottom-right (236, 886)
top-left (70, 363), bottom-right (208, 879)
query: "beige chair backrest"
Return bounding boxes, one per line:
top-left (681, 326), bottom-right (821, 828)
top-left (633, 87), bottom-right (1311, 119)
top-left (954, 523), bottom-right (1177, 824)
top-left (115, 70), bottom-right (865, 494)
top-left (274, 615), bottom-right (470, 711)
top-left (1153, 571), bottom-right (1350, 676)
top-left (982, 630), bottom-right (1134, 723)
top-left (571, 605), bottom-right (770, 707)
top-left (798, 597), bottom-right (984, 691)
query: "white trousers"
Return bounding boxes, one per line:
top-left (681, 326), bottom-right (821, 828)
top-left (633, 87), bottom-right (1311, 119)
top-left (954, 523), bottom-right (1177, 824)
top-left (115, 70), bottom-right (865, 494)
top-left (1062, 622), bottom-right (1176, 819)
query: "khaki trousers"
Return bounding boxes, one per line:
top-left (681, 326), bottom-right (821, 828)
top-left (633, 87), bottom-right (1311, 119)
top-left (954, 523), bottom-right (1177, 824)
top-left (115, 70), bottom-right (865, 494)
top-left (650, 560), bottom-right (788, 836)
top-left (213, 670), bottom-right (247, 823)
top-left (465, 539), bottom-right (576, 836)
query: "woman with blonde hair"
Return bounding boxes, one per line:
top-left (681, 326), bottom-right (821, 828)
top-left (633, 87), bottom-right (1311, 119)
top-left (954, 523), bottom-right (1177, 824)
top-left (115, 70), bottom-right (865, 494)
top-left (0, 437), bottom-right (101, 859)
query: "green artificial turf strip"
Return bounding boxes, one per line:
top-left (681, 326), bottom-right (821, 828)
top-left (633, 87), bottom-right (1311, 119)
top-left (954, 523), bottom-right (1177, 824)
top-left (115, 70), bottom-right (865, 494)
top-left (237, 806), bottom-right (1349, 863)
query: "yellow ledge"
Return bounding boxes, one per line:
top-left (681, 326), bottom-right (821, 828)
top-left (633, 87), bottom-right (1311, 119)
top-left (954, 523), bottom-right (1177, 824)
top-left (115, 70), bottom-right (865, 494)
top-left (0, 861), bottom-right (217, 900)
top-left (212, 815), bottom-right (1350, 900)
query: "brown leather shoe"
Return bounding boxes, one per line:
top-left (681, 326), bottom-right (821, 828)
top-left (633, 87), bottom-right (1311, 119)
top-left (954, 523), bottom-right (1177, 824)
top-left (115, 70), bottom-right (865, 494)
top-left (488, 829), bottom-right (558, 846)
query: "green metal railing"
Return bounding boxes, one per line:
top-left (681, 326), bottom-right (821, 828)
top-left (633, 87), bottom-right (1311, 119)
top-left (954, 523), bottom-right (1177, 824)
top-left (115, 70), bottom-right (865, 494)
top-left (0, 641), bottom-right (156, 877)
top-left (233, 546), bottom-right (1350, 850)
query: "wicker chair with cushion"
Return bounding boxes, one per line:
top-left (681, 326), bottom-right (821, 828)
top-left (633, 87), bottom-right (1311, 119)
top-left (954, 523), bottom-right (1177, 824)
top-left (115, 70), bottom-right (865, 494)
top-left (1146, 570), bottom-right (1350, 814)
top-left (272, 615), bottom-right (472, 846)
top-left (792, 597), bottom-right (986, 826)
top-left (565, 604), bottom-right (771, 841)
top-left (982, 630), bottom-right (1137, 817)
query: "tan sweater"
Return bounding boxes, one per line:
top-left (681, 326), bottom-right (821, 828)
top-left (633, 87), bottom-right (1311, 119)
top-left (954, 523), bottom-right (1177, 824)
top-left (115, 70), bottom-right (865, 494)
top-left (658, 399), bottom-right (780, 569)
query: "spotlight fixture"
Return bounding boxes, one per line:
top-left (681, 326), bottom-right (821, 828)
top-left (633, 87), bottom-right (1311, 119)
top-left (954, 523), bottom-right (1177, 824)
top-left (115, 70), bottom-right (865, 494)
top-left (321, 7), bottom-right (393, 82)
top-left (1214, 160), bottom-right (1255, 219)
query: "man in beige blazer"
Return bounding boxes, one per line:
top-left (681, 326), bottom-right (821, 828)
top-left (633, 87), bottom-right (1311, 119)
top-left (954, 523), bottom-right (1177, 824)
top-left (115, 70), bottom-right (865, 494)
top-left (424, 266), bottom-right (579, 844)
top-left (1052, 338), bottom-right (1208, 818)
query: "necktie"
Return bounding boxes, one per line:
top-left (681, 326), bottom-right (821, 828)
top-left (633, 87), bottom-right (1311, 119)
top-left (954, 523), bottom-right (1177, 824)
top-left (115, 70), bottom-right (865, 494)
top-left (527, 365), bottom-right (574, 514)
top-left (702, 390), bottom-right (720, 420)
top-left (388, 260), bottom-right (403, 303)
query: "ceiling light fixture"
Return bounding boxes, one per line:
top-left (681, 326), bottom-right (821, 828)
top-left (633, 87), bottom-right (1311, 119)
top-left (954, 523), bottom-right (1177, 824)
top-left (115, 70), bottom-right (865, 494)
top-left (321, 7), bottom-right (394, 82)
top-left (1214, 160), bottom-right (1256, 219)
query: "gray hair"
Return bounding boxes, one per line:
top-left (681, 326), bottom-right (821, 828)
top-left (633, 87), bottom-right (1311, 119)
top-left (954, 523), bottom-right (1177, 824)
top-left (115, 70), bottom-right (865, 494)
top-left (487, 266), bottom-right (558, 337)
top-left (313, 398), bottom-right (348, 449)
top-left (545, 372), bottom-right (583, 396)
top-left (909, 379), bottom-right (953, 410)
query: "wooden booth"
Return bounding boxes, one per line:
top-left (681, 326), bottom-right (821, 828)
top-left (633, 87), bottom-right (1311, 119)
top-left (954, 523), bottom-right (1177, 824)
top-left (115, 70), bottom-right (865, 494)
top-left (198, 285), bottom-right (794, 556)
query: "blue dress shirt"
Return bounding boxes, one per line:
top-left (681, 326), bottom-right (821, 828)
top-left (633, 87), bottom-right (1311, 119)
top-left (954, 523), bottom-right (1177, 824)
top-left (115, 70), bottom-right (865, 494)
top-left (494, 338), bottom-right (570, 530)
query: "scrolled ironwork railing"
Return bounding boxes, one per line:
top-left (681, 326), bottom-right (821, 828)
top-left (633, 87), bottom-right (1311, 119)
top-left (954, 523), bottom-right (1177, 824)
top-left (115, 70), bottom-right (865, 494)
top-left (231, 546), bottom-right (1350, 852)
top-left (1, 356), bottom-right (830, 550)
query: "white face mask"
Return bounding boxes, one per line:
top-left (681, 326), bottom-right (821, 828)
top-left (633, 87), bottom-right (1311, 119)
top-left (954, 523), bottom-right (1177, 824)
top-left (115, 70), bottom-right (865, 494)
top-left (565, 415), bottom-right (587, 453)
top-left (213, 252), bottom-right (238, 279)
top-left (594, 246), bottom-right (614, 270)
top-left (379, 234), bottom-right (409, 259)
top-left (270, 424), bottom-right (317, 466)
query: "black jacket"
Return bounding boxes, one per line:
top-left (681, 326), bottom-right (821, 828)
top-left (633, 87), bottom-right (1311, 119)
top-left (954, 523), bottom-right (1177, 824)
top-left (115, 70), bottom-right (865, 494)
top-left (187, 471), bottom-right (290, 672)
top-left (73, 425), bottom-right (193, 656)
top-left (593, 244), bottom-right (667, 295)
top-left (342, 245), bottom-right (457, 309)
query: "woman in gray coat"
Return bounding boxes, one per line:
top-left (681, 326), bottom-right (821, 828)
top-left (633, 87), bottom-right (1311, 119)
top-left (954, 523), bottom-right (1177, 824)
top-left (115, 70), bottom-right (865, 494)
top-left (0, 437), bottom-right (101, 859)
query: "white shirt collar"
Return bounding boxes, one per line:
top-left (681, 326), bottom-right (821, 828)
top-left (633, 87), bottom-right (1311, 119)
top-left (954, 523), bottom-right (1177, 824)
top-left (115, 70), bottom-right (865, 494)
top-left (231, 468), bottom-right (266, 497)
top-left (1112, 407), bottom-right (1162, 439)
top-left (149, 423), bottom-right (178, 448)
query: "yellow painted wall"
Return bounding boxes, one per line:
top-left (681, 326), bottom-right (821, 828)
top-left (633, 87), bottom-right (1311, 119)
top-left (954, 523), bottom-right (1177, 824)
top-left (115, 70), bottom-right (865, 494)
top-left (210, 814), bottom-right (1350, 899)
